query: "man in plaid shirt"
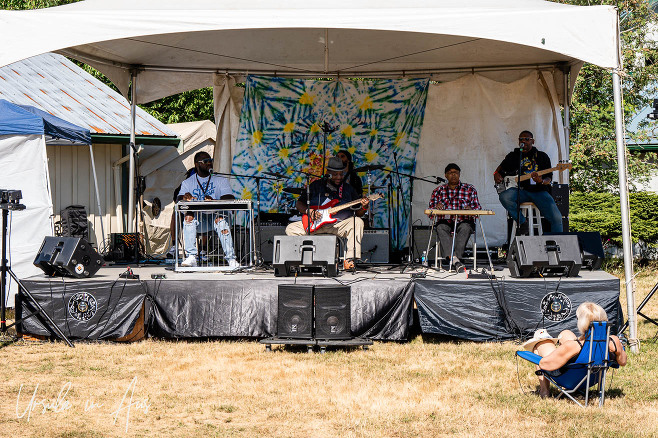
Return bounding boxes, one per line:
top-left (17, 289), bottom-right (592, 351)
top-left (427, 163), bottom-right (481, 271)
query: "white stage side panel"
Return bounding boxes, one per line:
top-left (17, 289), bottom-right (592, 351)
top-left (0, 134), bottom-right (54, 307)
top-left (47, 143), bottom-right (123, 248)
top-left (414, 72), bottom-right (565, 247)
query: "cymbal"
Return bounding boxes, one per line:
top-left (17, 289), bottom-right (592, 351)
top-left (282, 187), bottom-right (305, 195)
top-left (263, 171), bottom-right (289, 179)
top-left (354, 164), bottom-right (385, 173)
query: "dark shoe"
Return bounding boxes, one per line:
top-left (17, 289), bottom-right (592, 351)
top-left (518, 221), bottom-right (530, 236)
top-left (454, 261), bottom-right (466, 273)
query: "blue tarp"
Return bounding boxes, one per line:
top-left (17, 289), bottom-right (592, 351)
top-left (0, 99), bottom-right (91, 145)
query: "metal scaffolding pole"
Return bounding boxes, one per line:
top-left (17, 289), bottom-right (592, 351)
top-left (612, 68), bottom-right (638, 353)
top-left (127, 70), bottom-right (137, 232)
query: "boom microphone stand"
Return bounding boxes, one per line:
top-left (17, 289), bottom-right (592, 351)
top-left (0, 190), bottom-right (74, 347)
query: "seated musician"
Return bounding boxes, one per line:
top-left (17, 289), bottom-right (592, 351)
top-left (493, 130), bottom-right (563, 235)
top-left (176, 151), bottom-right (239, 269)
top-left (427, 163), bottom-right (481, 272)
top-left (285, 156), bottom-right (369, 270)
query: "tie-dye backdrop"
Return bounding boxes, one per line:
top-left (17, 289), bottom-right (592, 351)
top-left (231, 75), bottom-right (429, 249)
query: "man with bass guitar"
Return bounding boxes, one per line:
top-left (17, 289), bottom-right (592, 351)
top-left (493, 130), bottom-right (564, 235)
top-left (285, 156), bottom-right (374, 270)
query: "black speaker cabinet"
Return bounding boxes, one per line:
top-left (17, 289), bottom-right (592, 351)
top-left (544, 231), bottom-right (604, 270)
top-left (277, 285), bottom-right (314, 338)
top-left (361, 229), bottom-right (390, 264)
top-left (59, 205), bottom-right (89, 239)
top-left (272, 235), bottom-right (339, 277)
top-left (34, 236), bottom-right (104, 278)
top-left (507, 235), bottom-right (582, 278)
top-left (257, 224), bottom-right (287, 263)
top-left (551, 183), bottom-right (570, 217)
top-left (314, 285), bottom-right (351, 340)
top-left (412, 226), bottom-right (439, 262)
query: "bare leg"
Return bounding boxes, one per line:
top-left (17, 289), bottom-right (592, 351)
top-left (534, 340), bottom-right (557, 398)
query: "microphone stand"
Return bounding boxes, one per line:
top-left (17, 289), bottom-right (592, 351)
top-left (517, 145), bottom-right (523, 237)
top-left (385, 166), bottom-right (446, 268)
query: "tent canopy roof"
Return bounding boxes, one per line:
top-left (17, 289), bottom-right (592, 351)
top-left (0, 99), bottom-right (91, 145)
top-left (0, 0), bottom-right (619, 103)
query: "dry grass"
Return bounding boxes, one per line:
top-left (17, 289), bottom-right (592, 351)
top-left (1, 268), bottom-right (657, 437)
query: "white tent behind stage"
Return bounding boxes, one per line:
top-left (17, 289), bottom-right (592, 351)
top-left (0, 0), bottom-right (639, 350)
top-left (140, 121), bottom-right (218, 256)
top-left (0, 100), bottom-right (93, 307)
top-left (415, 71), bottom-right (567, 246)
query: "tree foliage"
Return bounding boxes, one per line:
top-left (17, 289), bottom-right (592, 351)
top-left (570, 191), bottom-right (658, 256)
top-left (553, 0), bottom-right (658, 193)
top-left (0, 0), bottom-right (78, 9)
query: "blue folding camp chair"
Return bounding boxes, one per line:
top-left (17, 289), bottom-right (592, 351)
top-left (516, 322), bottom-right (620, 407)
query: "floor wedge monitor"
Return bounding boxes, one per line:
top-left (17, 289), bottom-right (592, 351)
top-left (507, 235), bottom-right (581, 278)
top-left (34, 236), bottom-right (104, 278)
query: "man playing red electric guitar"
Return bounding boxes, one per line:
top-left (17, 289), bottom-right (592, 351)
top-left (285, 156), bottom-right (370, 270)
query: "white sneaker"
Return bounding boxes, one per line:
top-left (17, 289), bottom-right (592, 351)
top-left (228, 259), bottom-right (240, 270)
top-left (181, 255), bottom-right (197, 267)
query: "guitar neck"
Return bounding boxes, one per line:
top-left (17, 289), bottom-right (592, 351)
top-left (328, 198), bottom-right (365, 214)
top-left (327, 194), bottom-right (380, 214)
top-left (517, 166), bottom-right (561, 182)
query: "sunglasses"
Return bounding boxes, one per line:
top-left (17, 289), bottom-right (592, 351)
top-left (518, 137), bottom-right (533, 141)
top-left (196, 158), bottom-right (213, 164)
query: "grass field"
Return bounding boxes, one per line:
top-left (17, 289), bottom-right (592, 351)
top-left (0, 267), bottom-right (656, 437)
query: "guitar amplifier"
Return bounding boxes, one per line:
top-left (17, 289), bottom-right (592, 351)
top-left (360, 229), bottom-right (390, 264)
top-left (257, 224), bottom-right (287, 263)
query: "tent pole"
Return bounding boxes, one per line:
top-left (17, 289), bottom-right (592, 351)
top-left (612, 68), bottom-right (638, 353)
top-left (562, 67), bottom-right (570, 185)
top-left (127, 70), bottom-right (137, 233)
top-left (88, 144), bottom-right (105, 246)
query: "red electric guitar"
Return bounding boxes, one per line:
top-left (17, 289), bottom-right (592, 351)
top-left (301, 193), bottom-right (384, 233)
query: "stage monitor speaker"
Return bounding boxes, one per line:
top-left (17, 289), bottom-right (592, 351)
top-left (314, 285), bottom-right (351, 340)
top-left (272, 235), bottom-right (339, 277)
top-left (34, 236), bottom-right (104, 278)
top-left (277, 284), bottom-right (314, 338)
top-left (507, 235), bottom-right (582, 278)
top-left (361, 229), bottom-right (390, 264)
top-left (257, 224), bottom-right (287, 263)
top-left (544, 231), bottom-right (604, 270)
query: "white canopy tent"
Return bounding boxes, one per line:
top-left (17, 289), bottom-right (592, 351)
top-left (0, 0), bottom-right (638, 350)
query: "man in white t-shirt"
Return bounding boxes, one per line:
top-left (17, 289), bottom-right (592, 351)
top-left (177, 151), bottom-right (238, 268)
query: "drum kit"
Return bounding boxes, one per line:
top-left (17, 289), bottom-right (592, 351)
top-left (264, 164), bottom-right (387, 227)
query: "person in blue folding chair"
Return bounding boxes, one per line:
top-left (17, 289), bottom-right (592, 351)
top-left (517, 302), bottom-right (627, 406)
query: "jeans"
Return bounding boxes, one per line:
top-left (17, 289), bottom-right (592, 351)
top-left (498, 188), bottom-right (563, 232)
top-left (436, 220), bottom-right (474, 260)
top-left (182, 214), bottom-right (235, 260)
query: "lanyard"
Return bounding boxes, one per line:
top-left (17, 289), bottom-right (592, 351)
top-left (196, 175), bottom-right (211, 198)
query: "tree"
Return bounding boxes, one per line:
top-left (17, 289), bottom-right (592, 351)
top-left (553, 0), bottom-right (658, 193)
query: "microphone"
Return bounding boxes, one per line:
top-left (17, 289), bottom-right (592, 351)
top-left (322, 173), bottom-right (331, 180)
top-left (435, 176), bottom-right (447, 184)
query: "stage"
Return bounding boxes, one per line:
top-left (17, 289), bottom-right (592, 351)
top-left (16, 264), bottom-right (623, 343)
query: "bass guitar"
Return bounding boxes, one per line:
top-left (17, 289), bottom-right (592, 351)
top-left (301, 193), bottom-right (384, 233)
top-left (494, 162), bottom-right (572, 194)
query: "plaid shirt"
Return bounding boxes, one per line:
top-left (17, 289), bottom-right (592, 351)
top-left (428, 182), bottom-right (482, 223)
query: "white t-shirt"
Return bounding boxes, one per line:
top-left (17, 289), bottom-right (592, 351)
top-left (179, 174), bottom-right (232, 200)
